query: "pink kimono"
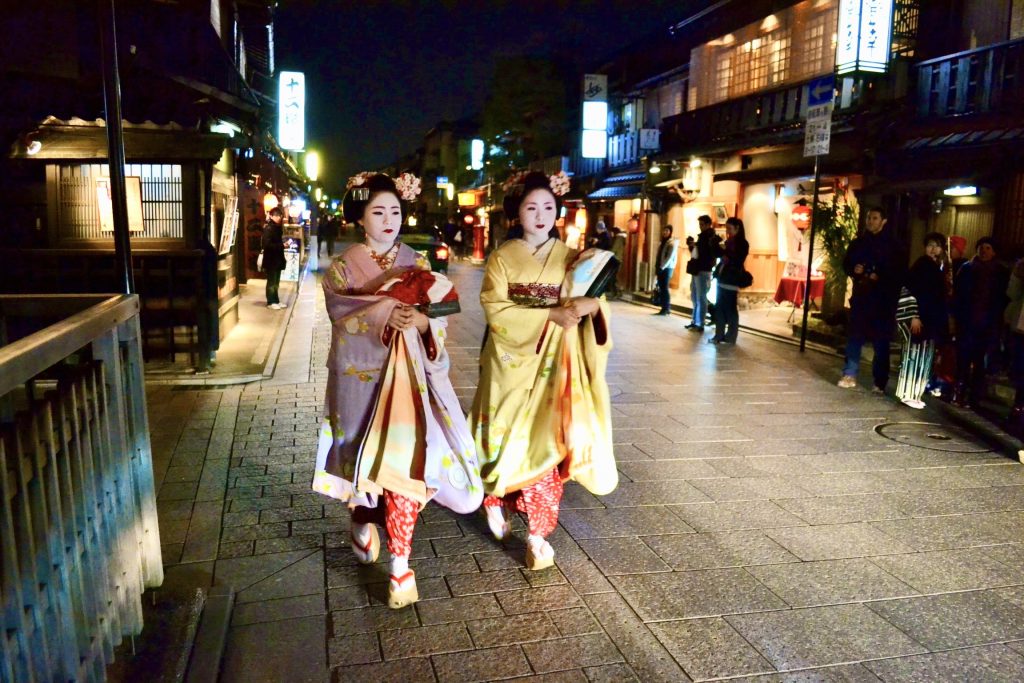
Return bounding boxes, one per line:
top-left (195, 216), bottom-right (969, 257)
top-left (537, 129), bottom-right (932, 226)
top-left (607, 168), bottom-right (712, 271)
top-left (312, 243), bottom-right (482, 515)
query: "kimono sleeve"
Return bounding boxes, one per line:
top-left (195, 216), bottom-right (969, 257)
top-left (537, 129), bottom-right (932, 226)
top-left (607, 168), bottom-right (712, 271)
top-left (322, 257), bottom-right (398, 345)
top-left (480, 251), bottom-right (551, 356)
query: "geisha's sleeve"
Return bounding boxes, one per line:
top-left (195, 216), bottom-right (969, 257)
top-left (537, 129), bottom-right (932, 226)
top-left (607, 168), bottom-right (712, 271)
top-left (480, 251), bottom-right (551, 355)
top-left (322, 257), bottom-right (399, 346)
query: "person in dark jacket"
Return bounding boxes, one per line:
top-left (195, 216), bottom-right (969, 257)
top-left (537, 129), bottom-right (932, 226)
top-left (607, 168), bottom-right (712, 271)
top-left (951, 236), bottom-right (1009, 407)
top-left (319, 214), bottom-right (339, 258)
top-left (589, 220), bottom-right (612, 250)
top-left (709, 217), bottom-right (750, 344)
top-left (687, 214), bottom-right (720, 331)
top-left (894, 232), bottom-right (950, 408)
top-left (261, 206), bottom-right (287, 309)
top-left (837, 207), bottom-right (906, 392)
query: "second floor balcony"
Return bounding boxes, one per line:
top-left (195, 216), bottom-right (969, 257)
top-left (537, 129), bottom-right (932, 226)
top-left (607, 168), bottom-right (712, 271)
top-left (660, 76), bottom-right (852, 155)
top-left (916, 37), bottom-right (1024, 119)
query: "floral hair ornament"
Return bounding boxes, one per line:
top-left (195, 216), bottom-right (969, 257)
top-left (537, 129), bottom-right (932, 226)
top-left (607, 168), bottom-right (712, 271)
top-left (548, 171), bottom-right (570, 197)
top-left (394, 172), bottom-right (422, 201)
top-left (346, 171), bottom-right (374, 201)
top-left (500, 170), bottom-right (528, 194)
top-left (501, 169), bottom-right (571, 197)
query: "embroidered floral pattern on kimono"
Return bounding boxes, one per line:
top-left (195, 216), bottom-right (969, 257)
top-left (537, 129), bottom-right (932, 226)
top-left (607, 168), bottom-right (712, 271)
top-left (471, 239), bottom-right (618, 498)
top-left (312, 242), bottom-right (483, 515)
top-left (508, 283), bottom-right (560, 307)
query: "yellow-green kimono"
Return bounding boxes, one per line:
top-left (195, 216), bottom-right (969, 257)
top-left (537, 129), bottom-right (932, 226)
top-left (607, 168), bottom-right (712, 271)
top-left (471, 239), bottom-right (617, 497)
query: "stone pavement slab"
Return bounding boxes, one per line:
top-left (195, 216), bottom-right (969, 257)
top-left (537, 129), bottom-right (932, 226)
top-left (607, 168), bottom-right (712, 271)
top-left (144, 258), bottom-right (1024, 681)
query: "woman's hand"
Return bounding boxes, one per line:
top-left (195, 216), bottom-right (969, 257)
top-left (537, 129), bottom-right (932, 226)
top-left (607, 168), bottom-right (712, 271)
top-left (410, 309), bottom-right (430, 334)
top-left (387, 304), bottom-right (417, 331)
top-left (548, 305), bottom-right (581, 329)
top-left (910, 317), bottom-right (923, 336)
top-left (566, 297), bottom-right (600, 318)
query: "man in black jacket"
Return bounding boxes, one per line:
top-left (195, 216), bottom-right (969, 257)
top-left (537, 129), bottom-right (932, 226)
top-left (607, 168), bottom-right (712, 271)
top-left (687, 215), bottom-right (720, 331)
top-left (837, 207), bottom-right (905, 392)
top-left (261, 207), bottom-right (287, 309)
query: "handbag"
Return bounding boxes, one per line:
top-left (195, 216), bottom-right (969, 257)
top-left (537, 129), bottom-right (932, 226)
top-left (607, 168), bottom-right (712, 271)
top-left (256, 250), bottom-right (264, 271)
top-left (685, 259), bottom-right (700, 275)
top-left (737, 270), bottom-right (753, 288)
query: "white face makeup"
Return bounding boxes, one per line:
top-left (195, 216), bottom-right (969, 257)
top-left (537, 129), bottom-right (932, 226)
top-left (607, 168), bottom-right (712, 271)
top-left (518, 188), bottom-right (557, 244)
top-left (361, 191), bottom-right (402, 248)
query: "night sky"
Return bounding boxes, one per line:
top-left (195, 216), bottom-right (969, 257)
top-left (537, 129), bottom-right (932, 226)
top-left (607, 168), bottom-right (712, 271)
top-left (276, 1), bottom-right (711, 192)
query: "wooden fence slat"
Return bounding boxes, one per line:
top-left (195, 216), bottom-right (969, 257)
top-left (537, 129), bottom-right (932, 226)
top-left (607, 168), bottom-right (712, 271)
top-left (1, 293), bottom-right (161, 681)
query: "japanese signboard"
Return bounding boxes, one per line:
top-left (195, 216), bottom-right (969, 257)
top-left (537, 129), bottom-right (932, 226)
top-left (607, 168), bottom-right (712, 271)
top-left (836, 0), bottom-right (895, 75)
top-left (803, 75), bottom-right (835, 157)
top-left (279, 71), bottom-right (306, 150)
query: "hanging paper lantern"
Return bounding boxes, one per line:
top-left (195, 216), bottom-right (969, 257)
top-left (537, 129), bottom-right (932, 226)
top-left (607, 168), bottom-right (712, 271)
top-left (263, 193), bottom-right (280, 213)
top-left (792, 203), bottom-right (812, 231)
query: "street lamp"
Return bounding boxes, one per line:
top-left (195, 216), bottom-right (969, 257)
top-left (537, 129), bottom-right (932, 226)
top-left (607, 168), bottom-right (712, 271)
top-left (305, 151), bottom-right (320, 182)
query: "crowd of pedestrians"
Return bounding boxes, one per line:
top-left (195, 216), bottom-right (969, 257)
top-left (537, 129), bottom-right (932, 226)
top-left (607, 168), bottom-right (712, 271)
top-left (833, 207), bottom-right (1024, 437)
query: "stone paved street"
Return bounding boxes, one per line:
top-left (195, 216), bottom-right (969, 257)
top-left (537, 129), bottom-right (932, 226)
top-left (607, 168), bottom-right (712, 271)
top-left (147, 255), bottom-right (1024, 682)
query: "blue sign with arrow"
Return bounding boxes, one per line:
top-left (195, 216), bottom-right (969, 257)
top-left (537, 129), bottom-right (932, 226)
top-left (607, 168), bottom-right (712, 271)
top-left (807, 75), bottom-right (835, 107)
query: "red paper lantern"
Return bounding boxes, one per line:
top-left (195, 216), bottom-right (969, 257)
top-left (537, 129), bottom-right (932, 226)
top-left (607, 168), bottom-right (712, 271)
top-left (792, 204), bottom-right (812, 231)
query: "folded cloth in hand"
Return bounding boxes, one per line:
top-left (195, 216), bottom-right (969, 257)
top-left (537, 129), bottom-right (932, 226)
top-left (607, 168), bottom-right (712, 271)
top-left (377, 270), bottom-right (460, 317)
top-left (561, 248), bottom-right (619, 300)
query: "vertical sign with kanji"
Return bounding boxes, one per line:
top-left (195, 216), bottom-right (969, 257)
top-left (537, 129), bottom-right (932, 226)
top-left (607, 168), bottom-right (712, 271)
top-left (803, 75), bottom-right (835, 157)
top-left (279, 71), bottom-right (305, 151)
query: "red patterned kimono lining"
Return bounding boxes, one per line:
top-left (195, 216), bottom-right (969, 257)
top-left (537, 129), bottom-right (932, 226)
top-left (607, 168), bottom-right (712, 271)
top-left (509, 283), bottom-right (560, 308)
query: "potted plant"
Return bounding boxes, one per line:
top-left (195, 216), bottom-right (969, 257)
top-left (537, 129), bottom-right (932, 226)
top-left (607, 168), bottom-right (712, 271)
top-left (813, 191), bottom-right (859, 319)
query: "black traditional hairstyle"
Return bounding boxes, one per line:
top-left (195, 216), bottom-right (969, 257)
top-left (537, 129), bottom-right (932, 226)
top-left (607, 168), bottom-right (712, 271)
top-left (502, 171), bottom-right (561, 241)
top-left (342, 174), bottom-right (405, 225)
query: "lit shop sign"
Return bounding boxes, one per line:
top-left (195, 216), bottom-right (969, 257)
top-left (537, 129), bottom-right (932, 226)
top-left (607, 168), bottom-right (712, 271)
top-left (279, 71), bottom-right (306, 150)
top-left (836, 0), bottom-right (895, 75)
top-left (581, 74), bottom-right (607, 159)
top-left (470, 139), bottom-right (484, 170)
top-left (943, 185), bottom-right (977, 197)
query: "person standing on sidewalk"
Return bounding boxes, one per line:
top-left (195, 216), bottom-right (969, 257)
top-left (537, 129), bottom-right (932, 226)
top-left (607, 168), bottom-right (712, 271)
top-left (709, 217), bottom-right (750, 344)
top-left (837, 207), bottom-right (905, 392)
top-left (688, 215), bottom-right (719, 331)
top-left (951, 237), bottom-right (1009, 408)
top-left (318, 213), bottom-right (338, 258)
top-left (312, 172), bottom-right (482, 610)
top-left (472, 171), bottom-right (617, 572)
top-left (261, 206), bottom-right (287, 309)
top-left (653, 225), bottom-right (679, 315)
top-left (893, 232), bottom-right (949, 408)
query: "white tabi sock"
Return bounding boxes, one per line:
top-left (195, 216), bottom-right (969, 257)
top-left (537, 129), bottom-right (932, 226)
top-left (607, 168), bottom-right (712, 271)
top-left (527, 534), bottom-right (553, 557)
top-left (352, 522), bottom-right (372, 546)
top-left (390, 554), bottom-right (410, 577)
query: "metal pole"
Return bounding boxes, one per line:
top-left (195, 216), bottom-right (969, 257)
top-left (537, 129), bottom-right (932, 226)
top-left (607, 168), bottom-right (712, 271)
top-left (98, 0), bottom-right (134, 294)
top-left (799, 154), bottom-right (822, 352)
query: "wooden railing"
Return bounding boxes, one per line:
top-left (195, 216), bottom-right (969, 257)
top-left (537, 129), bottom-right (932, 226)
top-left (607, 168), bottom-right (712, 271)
top-left (608, 132), bottom-right (641, 169)
top-left (0, 294), bottom-right (162, 681)
top-left (915, 37), bottom-right (1024, 118)
top-left (0, 249), bottom-right (214, 369)
top-left (662, 78), bottom-right (828, 150)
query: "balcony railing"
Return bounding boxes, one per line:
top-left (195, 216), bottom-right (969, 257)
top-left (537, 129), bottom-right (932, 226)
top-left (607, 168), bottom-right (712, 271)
top-left (569, 147), bottom-right (606, 179)
top-left (661, 78), bottom-right (840, 152)
top-left (916, 37), bottom-right (1024, 118)
top-left (608, 132), bottom-right (641, 169)
top-left (0, 294), bottom-right (162, 681)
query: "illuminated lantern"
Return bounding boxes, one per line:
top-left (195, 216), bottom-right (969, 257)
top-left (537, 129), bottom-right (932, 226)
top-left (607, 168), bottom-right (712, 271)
top-left (792, 203), bottom-right (812, 231)
top-left (263, 193), bottom-right (280, 213)
top-left (463, 214), bottom-right (475, 225)
top-left (574, 207), bottom-right (588, 230)
top-left (627, 214), bottom-right (640, 233)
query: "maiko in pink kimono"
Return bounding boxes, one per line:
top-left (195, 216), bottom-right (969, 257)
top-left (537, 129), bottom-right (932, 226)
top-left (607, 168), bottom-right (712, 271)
top-left (311, 172), bottom-right (482, 609)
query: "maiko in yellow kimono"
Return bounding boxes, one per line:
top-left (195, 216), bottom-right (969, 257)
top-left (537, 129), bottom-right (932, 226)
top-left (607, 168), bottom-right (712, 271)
top-left (471, 239), bottom-right (617, 498)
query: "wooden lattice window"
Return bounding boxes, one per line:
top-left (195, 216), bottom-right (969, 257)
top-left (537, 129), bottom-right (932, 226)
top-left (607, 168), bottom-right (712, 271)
top-left (56, 163), bottom-right (183, 241)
